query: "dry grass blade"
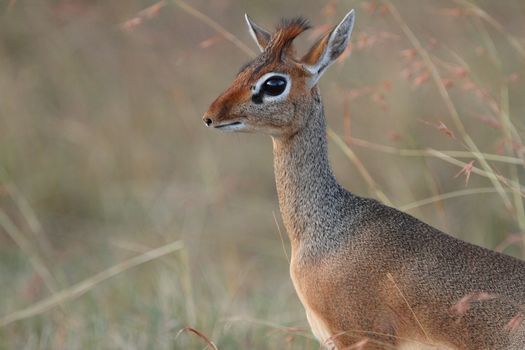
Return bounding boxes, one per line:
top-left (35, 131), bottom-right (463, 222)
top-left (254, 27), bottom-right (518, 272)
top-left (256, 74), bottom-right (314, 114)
top-left (179, 246), bottom-right (197, 326)
top-left (0, 167), bottom-right (55, 261)
top-left (500, 86), bottom-right (525, 241)
top-left (454, 0), bottom-right (525, 59)
top-left (170, 0), bottom-right (256, 58)
top-left (175, 327), bottom-right (219, 350)
top-left (328, 128), bottom-right (392, 206)
top-left (0, 210), bottom-right (59, 295)
top-left (428, 150), bottom-right (525, 197)
top-left (386, 273), bottom-right (430, 341)
top-left (465, 11), bottom-right (525, 243)
top-left (273, 211), bottom-right (290, 263)
top-left (384, 0), bottom-right (513, 210)
top-left (349, 137), bottom-right (523, 164)
top-left (4, 183), bottom-right (51, 252)
top-left (399, 187), bottom-right (508, 211)
top-left (225, 316), bottom-right (314, 339)
top-left (348, 137), bottom-right (524, 208)
top-left (442, 45), bottom-right (525, 161)
top-left (0, 240), bottom-right (184, 328)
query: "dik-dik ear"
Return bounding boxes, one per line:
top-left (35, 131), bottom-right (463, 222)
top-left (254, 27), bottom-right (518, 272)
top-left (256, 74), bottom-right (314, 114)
top-left (302, 10), bottom-right (355, 87)
top-left (245, 14), bottom-right (271, 52)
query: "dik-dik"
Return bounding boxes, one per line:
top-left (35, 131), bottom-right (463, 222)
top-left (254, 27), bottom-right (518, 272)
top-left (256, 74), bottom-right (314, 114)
top-left (202, 10), bottom-right (525, 350)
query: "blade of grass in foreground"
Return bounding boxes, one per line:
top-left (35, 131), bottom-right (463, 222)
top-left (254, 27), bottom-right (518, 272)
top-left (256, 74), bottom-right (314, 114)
top-left (0, 240), bottom-right (184, 328)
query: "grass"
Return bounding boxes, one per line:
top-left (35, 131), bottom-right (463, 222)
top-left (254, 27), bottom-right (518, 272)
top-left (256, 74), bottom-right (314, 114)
top-left (0, 0), bottom-right (524, 348)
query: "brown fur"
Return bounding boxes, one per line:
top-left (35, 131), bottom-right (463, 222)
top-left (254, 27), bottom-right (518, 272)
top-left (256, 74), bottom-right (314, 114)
top-left (203, 12), bottom-right (525, 349)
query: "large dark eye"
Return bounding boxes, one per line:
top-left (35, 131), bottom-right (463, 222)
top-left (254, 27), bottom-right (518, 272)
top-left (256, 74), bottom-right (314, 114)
top-left (261, 76), bottom-right (287, 96)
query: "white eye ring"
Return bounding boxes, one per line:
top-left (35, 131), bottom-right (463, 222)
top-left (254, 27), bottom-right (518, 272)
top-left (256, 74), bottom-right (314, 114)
top-left (252, 72), bottom-right (291, 102)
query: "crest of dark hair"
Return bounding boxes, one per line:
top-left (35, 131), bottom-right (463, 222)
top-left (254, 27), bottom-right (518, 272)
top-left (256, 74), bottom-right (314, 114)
top-left (276, 16), bottom-right (311, 33)
top-left (266, 16), bottom-right (311, 61)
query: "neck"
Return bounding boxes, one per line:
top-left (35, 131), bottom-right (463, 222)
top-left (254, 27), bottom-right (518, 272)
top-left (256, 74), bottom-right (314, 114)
top-left (272, 93), bottom-right (354, 252)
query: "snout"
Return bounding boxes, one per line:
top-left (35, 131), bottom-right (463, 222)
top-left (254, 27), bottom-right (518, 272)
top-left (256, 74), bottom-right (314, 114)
top-left (202, 105), bottom-right (226, 127)
top-left (202, 113), bottom-right (224, 128)
top-left (203, 87), bottom-right (250, 132)
top-left (202, 112), bottom-right (247, 132)
top-left (202, 92), bottom-right (235, 128)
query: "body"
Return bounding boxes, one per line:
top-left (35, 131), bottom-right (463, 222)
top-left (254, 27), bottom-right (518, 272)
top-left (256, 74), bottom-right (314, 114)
top-left (203, 10), bottom-right (525, 349)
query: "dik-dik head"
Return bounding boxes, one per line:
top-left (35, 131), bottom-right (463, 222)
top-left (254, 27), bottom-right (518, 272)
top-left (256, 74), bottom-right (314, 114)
top-left (203, 10), bottom-right (355, 137)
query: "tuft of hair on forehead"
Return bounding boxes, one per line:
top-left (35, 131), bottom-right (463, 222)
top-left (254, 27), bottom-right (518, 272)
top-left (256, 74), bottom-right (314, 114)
top-left (266, 16), bottom-right (311, 61)
top-left (276, 17), bottom-right (311, 37)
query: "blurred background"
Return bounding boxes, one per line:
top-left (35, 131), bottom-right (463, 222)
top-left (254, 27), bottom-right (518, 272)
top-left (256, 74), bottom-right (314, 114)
top-left (0, 0), bottom-right (524, 348)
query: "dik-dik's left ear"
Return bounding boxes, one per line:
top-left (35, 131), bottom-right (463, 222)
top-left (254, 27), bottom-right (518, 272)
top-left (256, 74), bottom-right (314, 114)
top-left (245, 14), bottom-right (271, 52)
top-left (301, 10), bottom-right (355, 87)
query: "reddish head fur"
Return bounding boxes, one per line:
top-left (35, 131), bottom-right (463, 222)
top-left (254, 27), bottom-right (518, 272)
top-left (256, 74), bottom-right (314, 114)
top-left (202, 16), bottom-right (319, 137)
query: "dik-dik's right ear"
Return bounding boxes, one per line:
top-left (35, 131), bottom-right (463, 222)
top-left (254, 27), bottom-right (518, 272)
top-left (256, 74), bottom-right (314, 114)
top-left (245, 14), bottom-right (271, 52)
top-left (302, 10), bottom-right (355, 87)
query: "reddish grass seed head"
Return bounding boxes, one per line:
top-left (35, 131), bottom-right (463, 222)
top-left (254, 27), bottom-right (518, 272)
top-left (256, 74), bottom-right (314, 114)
top-left (455, 160), bottom-right (475, 186)
top-left (451, 292), bottom-right (497, 316)
top-left (505, 313), bottom-right (524, 332)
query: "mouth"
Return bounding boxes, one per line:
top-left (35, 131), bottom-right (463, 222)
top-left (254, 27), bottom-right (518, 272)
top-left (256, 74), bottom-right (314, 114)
top-left (214, 121), bottom-right (246, 132)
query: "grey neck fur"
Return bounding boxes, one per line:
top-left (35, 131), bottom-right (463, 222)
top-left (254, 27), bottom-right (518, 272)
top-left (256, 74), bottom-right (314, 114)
top-left (272, 90), bottom-right (359, 256)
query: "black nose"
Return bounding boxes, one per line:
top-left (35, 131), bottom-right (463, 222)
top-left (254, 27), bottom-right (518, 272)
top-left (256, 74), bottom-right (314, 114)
top-left (203, 117), bottom-right (212, 127)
